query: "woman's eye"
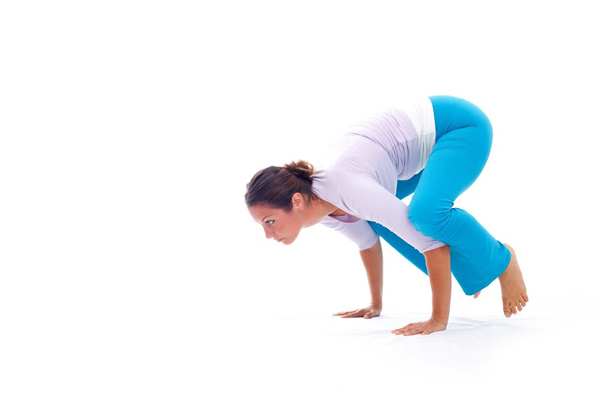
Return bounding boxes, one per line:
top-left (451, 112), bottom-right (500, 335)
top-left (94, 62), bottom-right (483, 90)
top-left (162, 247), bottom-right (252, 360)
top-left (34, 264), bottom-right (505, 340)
top-left (266, 220), bottom-right (274, 226)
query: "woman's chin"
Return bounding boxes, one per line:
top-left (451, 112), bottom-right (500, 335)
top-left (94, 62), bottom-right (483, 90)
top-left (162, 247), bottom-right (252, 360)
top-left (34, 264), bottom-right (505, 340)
top-left (281, 237), bottom-right (295, 245)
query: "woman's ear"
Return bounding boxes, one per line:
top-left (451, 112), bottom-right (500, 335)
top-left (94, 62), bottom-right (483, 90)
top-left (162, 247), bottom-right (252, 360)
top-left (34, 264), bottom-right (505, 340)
top-left (291, 192), bottom-right (305, 210)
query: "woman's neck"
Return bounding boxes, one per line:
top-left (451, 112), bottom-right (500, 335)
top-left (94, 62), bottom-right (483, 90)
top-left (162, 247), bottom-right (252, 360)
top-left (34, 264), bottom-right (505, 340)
top-left (328, 208), bottom-right (349, 216)
top-left (316, 198), bottom-right (347, 217)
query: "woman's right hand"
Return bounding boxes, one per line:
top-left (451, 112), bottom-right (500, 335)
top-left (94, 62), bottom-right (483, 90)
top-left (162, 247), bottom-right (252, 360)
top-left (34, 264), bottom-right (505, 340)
top-left (333, 304), bottom-right (382, 319)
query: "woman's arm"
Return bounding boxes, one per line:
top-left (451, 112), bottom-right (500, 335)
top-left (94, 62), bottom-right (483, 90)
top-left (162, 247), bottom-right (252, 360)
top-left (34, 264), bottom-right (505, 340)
top-left (333, 239), bottom-right (383, 318)
top-left (359, 238), bottom-right (383, 309)
top-left (424, 244), bottom-right (451, 325)
top-left (392, 244), bottom-right (451, 336)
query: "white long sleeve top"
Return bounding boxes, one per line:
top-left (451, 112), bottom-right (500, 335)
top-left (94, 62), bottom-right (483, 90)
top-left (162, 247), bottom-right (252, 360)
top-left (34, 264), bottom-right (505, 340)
top-left (311, 97), bottom-right (445, 253)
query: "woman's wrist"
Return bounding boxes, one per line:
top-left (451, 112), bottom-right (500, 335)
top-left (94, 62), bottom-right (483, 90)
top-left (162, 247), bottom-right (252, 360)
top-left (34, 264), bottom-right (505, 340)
top-left (370, 301), bottom-right (382, 310)
top-left (430, 316), bottom-right (448, 327)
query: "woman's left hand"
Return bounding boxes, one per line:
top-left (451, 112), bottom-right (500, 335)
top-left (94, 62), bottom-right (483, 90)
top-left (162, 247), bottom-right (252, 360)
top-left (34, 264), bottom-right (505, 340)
top-left (392, 318), bottom-right (446, 336)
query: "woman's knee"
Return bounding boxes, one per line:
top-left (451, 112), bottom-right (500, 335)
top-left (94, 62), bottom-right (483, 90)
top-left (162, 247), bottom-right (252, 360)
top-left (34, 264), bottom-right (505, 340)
top-left (408, 200), bottom-right (447, 238)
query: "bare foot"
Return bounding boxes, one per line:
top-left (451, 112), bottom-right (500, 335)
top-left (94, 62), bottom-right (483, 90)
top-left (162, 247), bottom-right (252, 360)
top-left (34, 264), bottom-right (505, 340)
top-left (499, 244), bottom-right (528, 318)
top-left (473, 291), bottom-right (481, 299)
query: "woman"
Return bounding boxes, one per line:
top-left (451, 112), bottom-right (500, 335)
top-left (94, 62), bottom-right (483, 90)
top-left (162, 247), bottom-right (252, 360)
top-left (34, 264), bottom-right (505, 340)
top-left (245, 95), bottom-right (528, 336)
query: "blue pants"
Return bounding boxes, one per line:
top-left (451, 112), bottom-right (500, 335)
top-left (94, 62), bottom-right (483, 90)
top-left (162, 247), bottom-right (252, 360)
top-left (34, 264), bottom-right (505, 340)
top-left (368, 96), bottom-right (511, 295)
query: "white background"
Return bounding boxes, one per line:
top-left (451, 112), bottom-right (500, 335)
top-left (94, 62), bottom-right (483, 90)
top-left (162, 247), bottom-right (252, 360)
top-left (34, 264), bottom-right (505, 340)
top-left (1, 1), bottom-right (599, 399)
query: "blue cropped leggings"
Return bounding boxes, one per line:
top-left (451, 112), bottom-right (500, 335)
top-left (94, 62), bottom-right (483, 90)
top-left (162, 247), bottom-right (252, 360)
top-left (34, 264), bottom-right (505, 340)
top-left (368, 95), bottom-right (511, 295)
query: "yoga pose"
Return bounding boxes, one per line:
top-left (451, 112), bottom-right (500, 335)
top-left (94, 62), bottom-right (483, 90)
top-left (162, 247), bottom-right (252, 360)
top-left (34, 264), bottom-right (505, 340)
top-left (245, 96), bottom-right (528, 336)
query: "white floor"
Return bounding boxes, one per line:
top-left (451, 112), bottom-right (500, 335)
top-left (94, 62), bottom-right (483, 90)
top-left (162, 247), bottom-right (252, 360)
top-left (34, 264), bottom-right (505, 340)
top-left (203, 303), bottom-right (596, 399)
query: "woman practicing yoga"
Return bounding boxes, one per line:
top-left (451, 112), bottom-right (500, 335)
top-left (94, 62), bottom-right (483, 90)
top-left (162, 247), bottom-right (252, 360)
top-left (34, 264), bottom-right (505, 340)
top-left (245, 95), bottom-right (528, 336)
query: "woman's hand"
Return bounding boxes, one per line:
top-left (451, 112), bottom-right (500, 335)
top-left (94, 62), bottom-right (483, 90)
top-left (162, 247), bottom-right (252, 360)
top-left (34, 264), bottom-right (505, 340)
top-left (392, 318), bottom-right (447, 336)
top-left (333, 304), bottom-right (381, 319)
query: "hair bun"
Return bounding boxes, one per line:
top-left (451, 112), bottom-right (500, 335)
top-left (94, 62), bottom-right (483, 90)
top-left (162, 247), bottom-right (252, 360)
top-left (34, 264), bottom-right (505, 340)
top-left (284, 160), bottom-right (315, 182)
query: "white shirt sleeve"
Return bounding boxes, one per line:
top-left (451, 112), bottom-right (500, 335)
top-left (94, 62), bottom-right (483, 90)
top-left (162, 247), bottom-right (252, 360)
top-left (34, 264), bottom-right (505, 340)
top-left (320, 216), bottom-right (380, 251)
top-left (338, 176), bottom-right (446, 254)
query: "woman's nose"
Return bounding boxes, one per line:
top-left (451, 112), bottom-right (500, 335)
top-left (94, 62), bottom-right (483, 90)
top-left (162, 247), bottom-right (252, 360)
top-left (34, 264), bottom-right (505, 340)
top-left (264, 227), bottom-right (274, 239)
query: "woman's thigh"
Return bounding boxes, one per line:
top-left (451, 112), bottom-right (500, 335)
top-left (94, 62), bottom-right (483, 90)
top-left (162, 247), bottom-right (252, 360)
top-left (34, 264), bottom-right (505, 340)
top-left (408, 97), bottom-right (494, 233)
top-left (401, 96), bottom-right (492, 204)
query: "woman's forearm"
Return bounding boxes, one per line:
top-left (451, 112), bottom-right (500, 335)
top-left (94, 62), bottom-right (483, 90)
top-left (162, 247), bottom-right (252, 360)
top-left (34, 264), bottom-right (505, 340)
top-left (423, 245), bottom-right (452, 325)
top-left (359, 239), bottom-right (384, 308)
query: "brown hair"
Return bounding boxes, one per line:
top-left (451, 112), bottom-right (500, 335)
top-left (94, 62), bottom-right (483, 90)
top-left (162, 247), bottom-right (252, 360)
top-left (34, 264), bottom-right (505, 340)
top-left (245, 160), bottom-right (316, 212)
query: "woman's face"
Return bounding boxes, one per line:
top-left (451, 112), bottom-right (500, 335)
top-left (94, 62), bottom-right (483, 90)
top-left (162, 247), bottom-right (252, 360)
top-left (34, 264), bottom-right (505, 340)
top-left (248, 200), bottom-right (305, 245)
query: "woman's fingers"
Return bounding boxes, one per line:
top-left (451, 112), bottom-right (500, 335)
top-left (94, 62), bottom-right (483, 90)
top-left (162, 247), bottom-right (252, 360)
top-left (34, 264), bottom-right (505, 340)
top-left (334, 309), bottom-right (366, 318)
top-left (341, 309), bottom-right (366, 318)
top-left (392, 323), bottom-right (414, 335)
top-left (334, 306), bottom-right (380, 319)
top-left (392, 321), bottom-right (444, 336)
top-left (333, 310), bottom-right (358, 316)
top-left (402, 328), bottom-right (422, 336)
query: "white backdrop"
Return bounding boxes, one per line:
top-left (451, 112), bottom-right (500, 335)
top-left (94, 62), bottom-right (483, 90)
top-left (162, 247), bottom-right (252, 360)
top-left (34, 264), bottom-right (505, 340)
top-left (1, 1), bottom-right (599, 399)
